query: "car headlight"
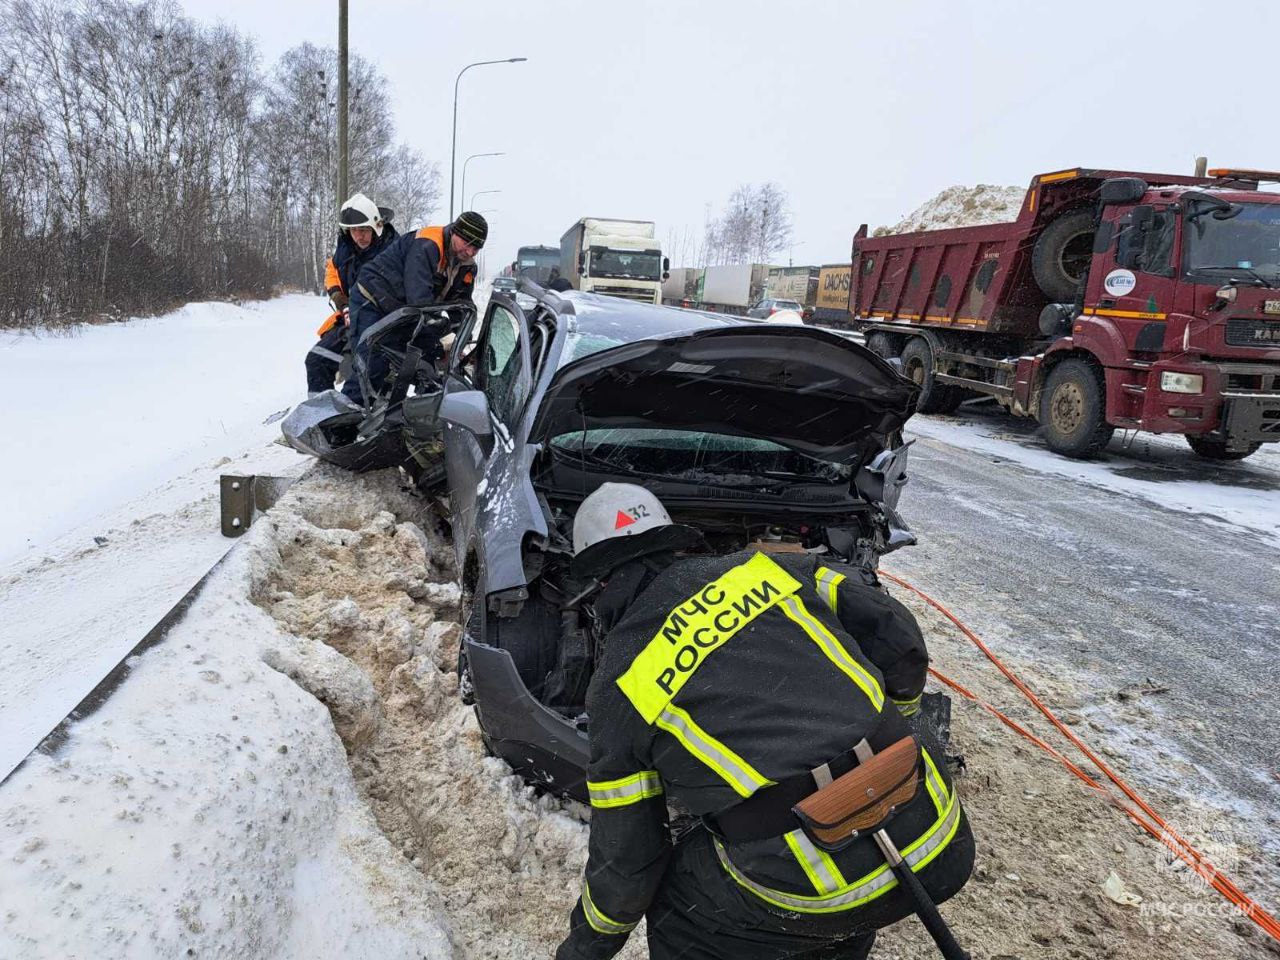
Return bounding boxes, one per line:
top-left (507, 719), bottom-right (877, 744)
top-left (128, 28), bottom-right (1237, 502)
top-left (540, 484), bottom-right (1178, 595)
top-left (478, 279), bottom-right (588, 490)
top-left (1160, 371), bottom-right (1204, 394)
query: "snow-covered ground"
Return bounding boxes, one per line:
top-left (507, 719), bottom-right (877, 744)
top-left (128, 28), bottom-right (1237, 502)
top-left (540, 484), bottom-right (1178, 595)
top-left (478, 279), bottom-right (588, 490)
top-left (0, 296), bottom-right (319, 778)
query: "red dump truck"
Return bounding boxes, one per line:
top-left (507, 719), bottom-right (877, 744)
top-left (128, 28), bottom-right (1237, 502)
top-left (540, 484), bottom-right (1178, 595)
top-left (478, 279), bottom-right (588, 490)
top-left (850, 166), bottom-right (1280, 460)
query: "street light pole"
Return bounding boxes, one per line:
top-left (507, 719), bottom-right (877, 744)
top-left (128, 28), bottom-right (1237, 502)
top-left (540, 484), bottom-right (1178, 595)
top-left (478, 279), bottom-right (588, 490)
top-left (459, 152), bottom-right (504, 212)
top-left (337, 0), bottom-right (348, 208)
top-left (469, 189), bottom-right (501, 210)
top-left (450, 57), bottom-right (527, 219)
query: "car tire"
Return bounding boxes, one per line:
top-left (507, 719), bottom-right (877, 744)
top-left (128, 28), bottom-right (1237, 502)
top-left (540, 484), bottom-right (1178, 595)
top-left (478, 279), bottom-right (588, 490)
top-left (1032, 209), bottom-right (1096, 302)
top-left (900, 338), bottom-right (961, 414)
top-left (1040, 358), bottom-right (1114, 457)
top-left (1185, 436), bottom-right (1261, 461)
top-left (469, 572), bottom-right (559, 701)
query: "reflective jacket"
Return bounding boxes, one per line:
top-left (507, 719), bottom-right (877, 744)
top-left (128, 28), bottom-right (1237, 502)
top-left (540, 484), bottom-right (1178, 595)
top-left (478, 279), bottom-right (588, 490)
top-left (352, 224), bottom-right (476, 316)
top-left (319, 224), bottom-right (399, 335)
top-left (567, 550), bottom-right (965, 956)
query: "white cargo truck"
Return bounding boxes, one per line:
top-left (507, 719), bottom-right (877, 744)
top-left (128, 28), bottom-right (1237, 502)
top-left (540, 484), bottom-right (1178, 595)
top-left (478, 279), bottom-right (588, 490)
top-left (559, 218), bottom-right (668, 304)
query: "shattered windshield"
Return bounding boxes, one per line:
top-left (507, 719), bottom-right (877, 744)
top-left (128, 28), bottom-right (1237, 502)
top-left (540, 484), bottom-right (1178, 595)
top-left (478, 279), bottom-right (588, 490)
top-left (1185, 201), bottom-right (1280, 280)
top-left (588, 246), bottom-right (662, 281)
top-left (551, 428), bottom-right (850, 486)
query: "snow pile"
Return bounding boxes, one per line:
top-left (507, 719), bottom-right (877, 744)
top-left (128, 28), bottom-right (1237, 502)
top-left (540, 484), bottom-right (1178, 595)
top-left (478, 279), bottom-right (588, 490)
top-left (0, 465), bottom-right (627, 960)
top-left (0, 467), bottom-right (455, 959)
top-left (251, 467), bottom-right (646, 959)
top-left (879, 184), bottom-right (1026, 235)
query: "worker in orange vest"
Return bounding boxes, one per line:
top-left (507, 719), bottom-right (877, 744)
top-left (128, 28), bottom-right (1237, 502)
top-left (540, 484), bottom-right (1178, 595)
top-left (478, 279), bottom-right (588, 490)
top-left (340, 211), bottom-right (484, 405)
top-left (305, 194), bottom-right (398, 396)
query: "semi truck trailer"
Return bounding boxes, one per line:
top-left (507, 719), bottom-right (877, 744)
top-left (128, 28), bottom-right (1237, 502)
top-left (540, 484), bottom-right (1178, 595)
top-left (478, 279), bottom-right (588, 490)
top-left (850, 165), bottom-right (1280, 460)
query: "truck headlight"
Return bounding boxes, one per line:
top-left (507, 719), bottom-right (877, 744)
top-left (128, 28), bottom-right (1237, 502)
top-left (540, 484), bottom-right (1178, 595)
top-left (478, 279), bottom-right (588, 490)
top-left (1160, 372), bottom-right (1204, 394)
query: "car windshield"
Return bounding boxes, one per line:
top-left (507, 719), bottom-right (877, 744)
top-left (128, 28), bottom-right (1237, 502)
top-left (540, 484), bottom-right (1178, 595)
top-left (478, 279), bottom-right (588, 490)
top-left (588, 246), bottom-right (662, 281)
top-left (551, 427), bottom-right (850, 485)
top-left (774, 300), bottom-right (801, 310)
top-left (1184, 201), bottom-right (1280, 280)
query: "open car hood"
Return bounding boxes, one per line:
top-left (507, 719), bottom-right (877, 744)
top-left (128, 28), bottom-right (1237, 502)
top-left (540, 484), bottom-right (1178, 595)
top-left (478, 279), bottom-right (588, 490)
top-left (533, 326), bottom-right (919, 464)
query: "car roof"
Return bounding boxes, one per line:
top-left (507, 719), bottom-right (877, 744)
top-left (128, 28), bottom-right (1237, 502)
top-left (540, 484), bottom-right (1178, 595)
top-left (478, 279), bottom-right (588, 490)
top-left (552, 291), bottom-right (744, 343)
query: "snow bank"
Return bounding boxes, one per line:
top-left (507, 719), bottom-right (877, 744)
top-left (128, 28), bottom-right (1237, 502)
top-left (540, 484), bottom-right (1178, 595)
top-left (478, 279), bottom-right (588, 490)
top-left (0, 468), bottom-right (456, 959)
top-left (881, 183), bottom-right (1026, 235)
top-left (0, 294), bottom-right (323, 568)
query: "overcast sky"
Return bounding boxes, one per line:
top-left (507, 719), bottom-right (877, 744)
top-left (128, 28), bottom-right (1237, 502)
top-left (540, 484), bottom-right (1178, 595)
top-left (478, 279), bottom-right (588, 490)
top-left (182, 0), bottom-right (1280, 277)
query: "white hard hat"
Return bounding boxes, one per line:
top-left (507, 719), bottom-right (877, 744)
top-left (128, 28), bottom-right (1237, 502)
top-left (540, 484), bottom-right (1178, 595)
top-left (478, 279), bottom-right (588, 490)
top-left (572, 482), bottom-right (704, 578)
top-left (338, 193), bottom-right (384, 235)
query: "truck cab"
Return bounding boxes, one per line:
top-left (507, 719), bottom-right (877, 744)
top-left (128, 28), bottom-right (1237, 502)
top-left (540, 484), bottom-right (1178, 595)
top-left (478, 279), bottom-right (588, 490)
top-left (1035, 174), bottom-right (1280, 458)
top-left (560, 218), bottom-right (669, 305)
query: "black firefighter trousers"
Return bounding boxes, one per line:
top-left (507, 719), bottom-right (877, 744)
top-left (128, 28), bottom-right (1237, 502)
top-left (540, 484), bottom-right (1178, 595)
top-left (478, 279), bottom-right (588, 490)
top-left (641, 829), bottom-right (875, 960)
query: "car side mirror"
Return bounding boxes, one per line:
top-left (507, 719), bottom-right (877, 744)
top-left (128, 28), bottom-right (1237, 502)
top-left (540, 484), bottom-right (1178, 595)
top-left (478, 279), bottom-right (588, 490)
top-left (439, 390), bottom-right (492, 437)
top-left (662, 256), bottom-right (670, 271)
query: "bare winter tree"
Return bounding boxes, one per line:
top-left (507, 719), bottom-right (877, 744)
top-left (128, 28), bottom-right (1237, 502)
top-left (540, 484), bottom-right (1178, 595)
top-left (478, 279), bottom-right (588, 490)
top-left (702, 182), bottom-right (793, 266)
top-left (0, 0), bottom-right (440, 328)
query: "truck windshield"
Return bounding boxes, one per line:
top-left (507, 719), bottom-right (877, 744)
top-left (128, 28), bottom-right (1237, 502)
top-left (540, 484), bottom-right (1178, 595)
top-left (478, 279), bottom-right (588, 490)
top-left (588, 246), bottom-right (662, 281)
top-left (1184, 202), bottom-right (1280, 281)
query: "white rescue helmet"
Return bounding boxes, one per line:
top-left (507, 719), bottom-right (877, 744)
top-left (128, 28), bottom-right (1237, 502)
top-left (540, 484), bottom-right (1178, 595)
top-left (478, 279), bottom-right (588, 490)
top-left (337, 193), bottom-right (384, 236)
top-left (572, 482), bottom-right (704, 578)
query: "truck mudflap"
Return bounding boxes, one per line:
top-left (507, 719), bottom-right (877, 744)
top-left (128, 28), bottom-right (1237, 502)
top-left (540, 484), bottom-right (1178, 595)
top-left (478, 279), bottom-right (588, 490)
top-left (463, 638), bottom-right (590, 802)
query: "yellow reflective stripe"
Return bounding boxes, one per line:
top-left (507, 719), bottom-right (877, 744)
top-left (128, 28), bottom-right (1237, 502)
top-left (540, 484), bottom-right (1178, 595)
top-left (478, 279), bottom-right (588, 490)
top-left (655, 704), bottom-right (773, 798)
top-left (815, 565), bottom-right (846, 614)
top-left (582, 882), bottom-right (638, 935)
top-left (785, 829), bottom-right (847, 895)
top-left (779, 596), bottom-right (884, 712)
top-left (715, 789), bottom-right (962, 914)
top-left (587, 771), bottom-right (663, 809)
top-left (617, 552), bottom-right (801, 723)
top-left (892, 693), bottom-right (922, 717)
top-left (921, 748), bottom-right (949, 817)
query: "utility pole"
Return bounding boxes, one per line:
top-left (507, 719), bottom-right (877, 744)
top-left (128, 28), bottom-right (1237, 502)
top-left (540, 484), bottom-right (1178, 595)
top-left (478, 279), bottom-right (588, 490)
top-left (337, 0), bottom-right (349, 208)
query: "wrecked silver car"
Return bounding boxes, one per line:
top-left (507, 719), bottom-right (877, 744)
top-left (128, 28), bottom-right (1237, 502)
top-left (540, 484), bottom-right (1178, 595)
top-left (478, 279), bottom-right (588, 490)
top-left (440, 282), bottom-right (922, 801)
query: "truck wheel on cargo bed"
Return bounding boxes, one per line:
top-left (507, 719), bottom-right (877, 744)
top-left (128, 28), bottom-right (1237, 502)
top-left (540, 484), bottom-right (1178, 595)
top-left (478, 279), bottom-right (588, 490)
top-left (901, 338), bottom-right (963, 414)
top-left (1032, 209), bottom-right (1096, 301)
top-left (1185, 436), bottom-right (1261, 461)
top-left (1040, 358), bottom-right (1113, 457)
top-left (866, 332), bottom-right (895, 359)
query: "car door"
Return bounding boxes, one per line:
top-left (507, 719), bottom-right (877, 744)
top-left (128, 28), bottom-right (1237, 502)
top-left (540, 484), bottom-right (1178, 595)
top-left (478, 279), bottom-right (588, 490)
top-left (441, 299), bottom-right (532, 570)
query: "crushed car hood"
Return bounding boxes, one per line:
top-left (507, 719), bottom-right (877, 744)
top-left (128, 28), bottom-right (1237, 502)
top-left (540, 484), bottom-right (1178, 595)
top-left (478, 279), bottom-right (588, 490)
top-left (533, 326), bottom-right (918, 464)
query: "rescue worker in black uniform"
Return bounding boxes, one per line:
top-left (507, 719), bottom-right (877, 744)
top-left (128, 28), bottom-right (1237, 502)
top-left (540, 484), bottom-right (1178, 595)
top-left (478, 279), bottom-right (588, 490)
top-left (341, 210), bottom-right (486, 405)
top-left (559, 483), bottom-right (974, 960)
top-left (305, 193), bottom-right (398, 395)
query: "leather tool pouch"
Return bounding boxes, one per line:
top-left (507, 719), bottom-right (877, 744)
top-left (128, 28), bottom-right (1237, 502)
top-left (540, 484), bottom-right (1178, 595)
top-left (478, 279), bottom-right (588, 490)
top-left (792, 736), bottom-right (921, 852)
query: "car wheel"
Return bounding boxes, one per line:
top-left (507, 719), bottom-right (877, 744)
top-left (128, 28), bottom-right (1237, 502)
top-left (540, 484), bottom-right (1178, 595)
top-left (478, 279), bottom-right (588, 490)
top-left (1185, 436), bottom-right (1261, 461)
top-left (1040, 358), bottom-right (1114, 457)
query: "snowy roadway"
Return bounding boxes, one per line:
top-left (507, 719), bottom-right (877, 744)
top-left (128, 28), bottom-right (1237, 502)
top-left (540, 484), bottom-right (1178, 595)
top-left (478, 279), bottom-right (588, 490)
top-left (892, 401), bottom-right (1280, 902)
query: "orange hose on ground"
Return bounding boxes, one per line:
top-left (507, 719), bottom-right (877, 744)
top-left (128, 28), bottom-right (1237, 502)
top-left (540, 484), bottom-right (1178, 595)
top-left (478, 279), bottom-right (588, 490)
top-left (886, 570), bottom-right (1280, 943)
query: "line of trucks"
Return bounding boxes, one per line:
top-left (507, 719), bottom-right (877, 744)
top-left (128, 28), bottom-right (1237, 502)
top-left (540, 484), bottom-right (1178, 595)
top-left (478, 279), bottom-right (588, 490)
top-left (508, 164), bottom-right (1280, 461)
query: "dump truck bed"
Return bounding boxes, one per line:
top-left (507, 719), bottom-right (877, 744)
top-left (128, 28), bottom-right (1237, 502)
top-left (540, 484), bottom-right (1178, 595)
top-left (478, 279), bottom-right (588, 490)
top-left (851, 167), bottom-right (1223, 339)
